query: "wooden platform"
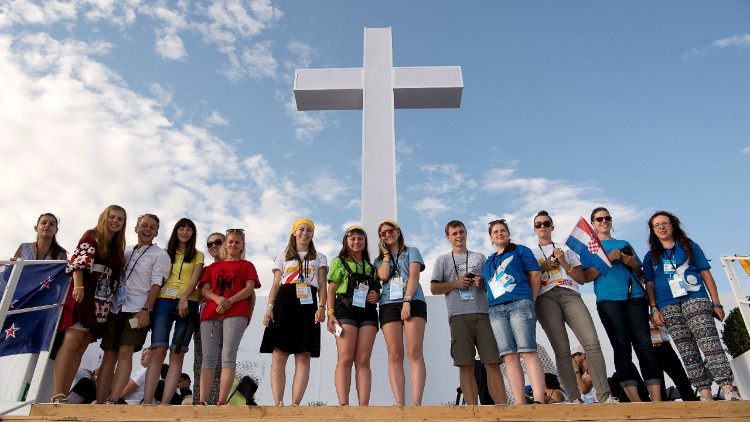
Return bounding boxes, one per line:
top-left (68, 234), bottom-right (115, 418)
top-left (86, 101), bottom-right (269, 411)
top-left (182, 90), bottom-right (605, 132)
top-left (1, 402), bottom-right (748, 422)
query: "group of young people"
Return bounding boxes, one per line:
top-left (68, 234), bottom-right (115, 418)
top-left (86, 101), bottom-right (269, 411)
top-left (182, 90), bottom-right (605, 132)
top-left (8, 205), bottom-right (741, 406)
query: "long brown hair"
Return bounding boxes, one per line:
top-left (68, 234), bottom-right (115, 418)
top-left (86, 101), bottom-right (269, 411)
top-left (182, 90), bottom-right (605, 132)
top-left (647, 211), bottom-right (695, 265)
top-left (93, 205), bottom-right (127, 261)
top-left (337, 226), bottom-right (371, 264)
top-left (376, 220), bottom-right (406, 261)
top-left (283, 234), bottom-right (317, 262)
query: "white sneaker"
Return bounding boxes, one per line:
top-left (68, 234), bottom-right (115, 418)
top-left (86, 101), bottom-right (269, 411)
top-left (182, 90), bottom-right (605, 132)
top-left (564, 398), bottom-right (583, 404)
top-left (699, 395), bottom-right (712, 402)
top-left (724, 390), bottom-right (741, 401)
top-left (601, 396), bottom-right (619, 403)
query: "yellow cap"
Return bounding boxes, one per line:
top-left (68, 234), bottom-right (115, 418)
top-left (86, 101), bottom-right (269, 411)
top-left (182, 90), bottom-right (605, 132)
top-left (291, 218), bottom-right (315, 234)
top-left (345, 225), bottom-right (366, 235)
top-left (378, 219), bottom-right (400, 230)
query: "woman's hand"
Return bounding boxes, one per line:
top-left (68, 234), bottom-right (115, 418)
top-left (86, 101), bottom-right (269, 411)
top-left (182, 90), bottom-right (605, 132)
top-left (326, 314), bottom-right (339, 334)
top-left (607, 249), bottom-right (622, 262)
top-left (214, 297), bottom-right (230, 314)
top-left (379, 242), bottom-right (389, 256)
top-left (651, 309), bottom-right (665, 326)
top-left (72, 286), bottom-right (84, 303)
top-left (367, 290), bottom-right (380, 304)
top-left (713, 306), bottom-right (725, 321)
top-left (314, 306), bottom-right (325, 324)
top-left (401, 301), bottom-right (411, 320)
top-left (620, 252), bottom-right (636, 268)
top-left (178, 297), bottom-right (189, 318)
top-left (263, 308), bottom-right (274, 326)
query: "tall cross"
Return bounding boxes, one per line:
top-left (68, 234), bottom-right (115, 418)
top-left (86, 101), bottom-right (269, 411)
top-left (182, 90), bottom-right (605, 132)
top-left (294, 27), bottom-right (462, 252)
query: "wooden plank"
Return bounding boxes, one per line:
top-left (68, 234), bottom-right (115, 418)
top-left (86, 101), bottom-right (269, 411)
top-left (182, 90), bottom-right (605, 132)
top-left (17, 402), bottom-right (750, 422)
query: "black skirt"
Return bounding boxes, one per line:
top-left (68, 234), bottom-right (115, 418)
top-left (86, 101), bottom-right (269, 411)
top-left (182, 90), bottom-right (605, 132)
top-left (260, 284), bottom-right (320, 357)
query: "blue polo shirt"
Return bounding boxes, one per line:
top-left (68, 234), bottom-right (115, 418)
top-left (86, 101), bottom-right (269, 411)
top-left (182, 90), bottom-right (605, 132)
top-left (482, 244), bottom-right (540, 305)
top-left (643, 240), bottom-right (710, 308)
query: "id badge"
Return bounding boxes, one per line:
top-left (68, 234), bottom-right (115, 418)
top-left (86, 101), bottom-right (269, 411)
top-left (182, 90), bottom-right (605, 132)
top-left (389, 276), bottom-right (404, 300)
top-left (662, 259), bottom-right (676, 274)
top-left (296, 283), bottom-right (313, 305)
top-left (115, 284), bottom-right (127, 307)
top-left (489, 272), bottom-right (507, 299)
top-left (94, 276), bottom-right (111, 301)
top-left (459, 288), bottom-right (474, 301)
top-left (668, 275), bottom-right (687, 298)
top-left (164, 287), bottom-right (179, 298)
top-left (353, 284), bottom-right (368, 308)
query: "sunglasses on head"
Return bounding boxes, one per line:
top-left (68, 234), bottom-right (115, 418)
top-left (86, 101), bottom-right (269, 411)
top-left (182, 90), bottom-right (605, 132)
top-left (207, 239), bottom-right (223, 248)
top-left (593, 216), bottom-right (612, 223)
top-left (534, 220), bottom-right (552, 229)
top-left (226, 228), bottom-right (245, 235)
top-left (378, 228), bottom-right (397, 238)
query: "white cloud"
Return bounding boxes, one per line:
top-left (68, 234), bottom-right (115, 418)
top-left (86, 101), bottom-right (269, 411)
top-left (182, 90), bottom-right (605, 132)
top-left (240, 40), bottom-right (277, 79)
top-left (305, 172), bottom-right (350, 204)
top-left (414, 197), bottom-right (450, 217)
top-left (0, 31), bottom-right (313, 291)
top-left (685, 32), bottom-right (750, 59)
top-left (416, 163), bottom-right (477, 195)
top-left (743, 145), bottom-right (750, 154)
top-left (205, 110), bottom-right (229, 127)
top-left (278, 90), bottom-right (329, 141)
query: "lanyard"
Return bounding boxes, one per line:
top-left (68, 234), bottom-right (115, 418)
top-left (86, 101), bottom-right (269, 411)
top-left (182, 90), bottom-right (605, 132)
top-left (389, 250), bottom-right (401, 279)
top-left (537, 242), bottom-right (555, 262)
top-left (664, 247), bottom-right (677, 269)
top-left (124, 244), bottom-right (153, 282)
top-left (176, 254), bottom-right (186, 282)
top-left (298, 256), bottom-right (310, 283)
top-left (451, 251), bottom-right (469, 278)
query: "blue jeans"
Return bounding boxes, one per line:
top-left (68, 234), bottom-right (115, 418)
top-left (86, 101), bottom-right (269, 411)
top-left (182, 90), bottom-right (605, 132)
top-left (488, 298), bottom-right (537, 355)
top-left (150, 298), bottom-right (199, 352)
top-left (596, 299), bottom-right (661, 387)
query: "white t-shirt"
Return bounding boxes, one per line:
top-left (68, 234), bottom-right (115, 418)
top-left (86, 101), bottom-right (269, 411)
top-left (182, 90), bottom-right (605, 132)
top-left (530, 243), bottom-right (582, 296)
top-left (123, 367), bottom-right (147, 404)
top-left (273, 251), bottom-right (328, 289)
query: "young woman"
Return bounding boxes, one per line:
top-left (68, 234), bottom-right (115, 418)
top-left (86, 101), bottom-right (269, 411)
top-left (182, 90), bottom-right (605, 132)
top-left (374, 220), bottom-right (427, 406)
top-left (12, 213), bottom-right (67, 260)
top-left (530, 211), bottom-right (616, 403)
top-left (51, 205), bottom-right (126, 403)
top-left (198, 229), bottom-right (258, 405)
top-left (261, 218), bottom-right (328, 406)
top-left (192, 232), bottom-right (225, 404)
top-left (482, 219), bottom-right (545, 404)
top-left (143, 218), bottom-right (205, 404)
top-left (644, 211), bottom-right (740, 401)
top-left (325, 225), bottom-right (381, 405)
top-left (589, 207), bottom-right (661, 402)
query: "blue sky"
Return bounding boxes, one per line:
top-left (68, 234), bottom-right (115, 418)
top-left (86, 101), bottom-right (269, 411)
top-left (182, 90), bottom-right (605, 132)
top-left (1, 1), bottom-right (749, 296)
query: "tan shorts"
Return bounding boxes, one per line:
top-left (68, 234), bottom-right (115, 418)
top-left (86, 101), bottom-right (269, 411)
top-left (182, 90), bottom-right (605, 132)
top-left (448, 313), bottom-right (501, 366)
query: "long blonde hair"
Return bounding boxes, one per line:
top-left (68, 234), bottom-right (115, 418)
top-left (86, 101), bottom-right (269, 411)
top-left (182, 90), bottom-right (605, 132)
top-left (93, 204), bottom-right (127, 261)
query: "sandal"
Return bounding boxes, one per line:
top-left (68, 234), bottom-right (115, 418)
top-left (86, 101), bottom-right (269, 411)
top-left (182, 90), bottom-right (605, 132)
top-left (50, 394), bottom-right (69, 404)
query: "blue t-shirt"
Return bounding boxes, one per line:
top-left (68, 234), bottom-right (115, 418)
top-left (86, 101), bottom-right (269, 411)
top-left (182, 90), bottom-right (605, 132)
top-left (374, 246), bottom-right (426, 305)
top-left (593, 239), bottom-right (644, 302)
top-left (642, 240), bottom-right (710, 308)
top-left (481, 244), bottom-right (540, 305)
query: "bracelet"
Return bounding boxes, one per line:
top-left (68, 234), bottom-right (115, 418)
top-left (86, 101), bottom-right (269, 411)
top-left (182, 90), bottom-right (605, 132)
top-left (325, 308), bottom-right (334, 316)
top-left (266, 303), bottom-right (274, 310)
top-left (73, 286), bottom-right (84, 290)
top-left (141, 307), bottom-right (151, 314)
top-left (318, 305), bottom-right (324, 309)
top-left (650, 307), bottom-right (659, 315)
top-left (713, 303), bottom-right (724, 309)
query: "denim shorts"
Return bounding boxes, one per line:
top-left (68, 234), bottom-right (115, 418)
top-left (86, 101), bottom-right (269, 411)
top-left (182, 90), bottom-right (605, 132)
top-left (488, 298), bottom-right (537, 355)
top-left (150, 297), bottom-right (199, 353)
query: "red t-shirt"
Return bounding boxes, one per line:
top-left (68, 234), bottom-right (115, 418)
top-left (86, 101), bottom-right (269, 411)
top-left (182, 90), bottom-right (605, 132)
top-left (199, 260), bottom-right (259, 321)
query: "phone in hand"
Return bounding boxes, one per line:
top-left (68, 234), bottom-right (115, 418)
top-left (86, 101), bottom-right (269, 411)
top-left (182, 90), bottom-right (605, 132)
top-left (620, 245), bottom-right (634, 256)
top-left (465, 273), bottom-right (476, 279)
top-left (334, 323), bottom-right (343, 337)
top-left (129, 317), bottom-right (139, 329)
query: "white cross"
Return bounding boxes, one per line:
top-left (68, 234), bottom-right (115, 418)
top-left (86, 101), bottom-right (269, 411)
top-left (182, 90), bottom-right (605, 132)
top-left (294, 27), bottom-right (462, 249)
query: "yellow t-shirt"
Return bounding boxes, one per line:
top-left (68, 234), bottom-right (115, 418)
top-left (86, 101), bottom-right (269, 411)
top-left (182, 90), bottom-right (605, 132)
top-left (159, 250), bottom-right (205, 301)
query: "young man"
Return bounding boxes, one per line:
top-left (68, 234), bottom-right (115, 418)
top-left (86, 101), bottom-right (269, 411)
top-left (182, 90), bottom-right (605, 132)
top-left (97, 213), bottom-right (171, 404)
top-left (431, 220), bottom-right (506, 405)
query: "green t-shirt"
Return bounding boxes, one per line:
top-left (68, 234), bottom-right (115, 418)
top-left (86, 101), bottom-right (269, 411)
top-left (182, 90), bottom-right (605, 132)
top-left (327, 256), bottom-right (379, 295)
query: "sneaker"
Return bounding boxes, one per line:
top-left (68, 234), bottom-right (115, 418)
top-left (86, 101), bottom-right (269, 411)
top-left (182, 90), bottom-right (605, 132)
top-left (104, 398), bottom-right (117, 404)
top-left (601, 396), bottom-right (619, 404)
top-left (564, 398), bottom-right (583, 404)
top-left (699, 395), bottom-right (712, 402)
top-left (724, 390), bottom-right (741, 401)
top-left (50, 394), bottom-right (69, 404)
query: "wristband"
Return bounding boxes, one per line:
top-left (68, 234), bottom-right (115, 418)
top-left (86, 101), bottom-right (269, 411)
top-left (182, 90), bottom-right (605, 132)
top-left (141, 307), bottom-right (151, 314)
top-left (713, 303), bottom-right (723, 309)
top-left (266, 303), bottom-right (274, 310)
top-left (325, 308), bottom-right (334, 316)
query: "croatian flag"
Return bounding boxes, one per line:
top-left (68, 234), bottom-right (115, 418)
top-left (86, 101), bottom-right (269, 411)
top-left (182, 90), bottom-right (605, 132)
top-left (0, 263), bottom-right (70, 357)
top-left (565, 217), bottom-right (612, 275)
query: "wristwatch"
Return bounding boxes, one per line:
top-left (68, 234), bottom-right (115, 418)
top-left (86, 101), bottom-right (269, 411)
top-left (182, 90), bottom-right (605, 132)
top-left (403, 295), bottom-right (412, 303)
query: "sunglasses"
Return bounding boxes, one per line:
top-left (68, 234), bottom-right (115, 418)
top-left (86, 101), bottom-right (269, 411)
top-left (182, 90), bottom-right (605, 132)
top-left (378, 228), bottom-right (397, 238)
top-left (534, 221), bottom-right (552, 229)
top-left (207, 239), bottom-right (223, 248)
top-left (226, 228), bottom-right (245, 235)
top-left (593, 216), bottom-right (612, 222)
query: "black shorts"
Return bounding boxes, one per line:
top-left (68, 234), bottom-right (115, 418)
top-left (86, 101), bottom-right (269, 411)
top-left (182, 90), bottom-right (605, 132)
top-left (334, 296), bottom-right (378, 329)
top-left (378, 300), bottom-right (427, 328)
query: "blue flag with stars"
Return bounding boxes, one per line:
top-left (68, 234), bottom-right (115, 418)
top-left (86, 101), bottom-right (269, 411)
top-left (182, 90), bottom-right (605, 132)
top-left (0, 263), bottom-right (70, 357)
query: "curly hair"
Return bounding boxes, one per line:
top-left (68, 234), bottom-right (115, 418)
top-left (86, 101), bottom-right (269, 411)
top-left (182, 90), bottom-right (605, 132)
top-left (647, 211), bottom-right (695, 264)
